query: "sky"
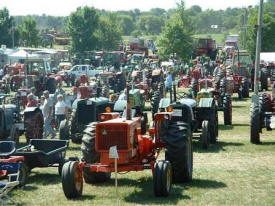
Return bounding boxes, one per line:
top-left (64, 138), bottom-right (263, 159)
top-left (0, 0), bottom-right (259, 16)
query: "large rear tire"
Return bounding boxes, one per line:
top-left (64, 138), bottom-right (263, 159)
top-left (62, 161), bottom-right (83, 199)
top-left (201, 120), bottom-right (209, 149)
top-left (250, 103), bottom-right (260, 144)
top-left (70, 110), bottom-right (81, 144)
top-left (164, 121), bottom-right (193, 183)
top-left (260, 68), bottom-right (268, 91)
top-left (59, 119), bottom-right (69, 140)
top-left (151, 90), bottom-right (160, 120)
top-left (223, 94), bottom-right (232, 125)
top-left (24, 110), bottom-right (43, 142)
top-left (81, 123), bottom-right (111, 183)
top-left (242, 78), bottom-right (249, 98)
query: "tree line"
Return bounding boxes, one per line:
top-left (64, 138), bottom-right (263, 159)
top-left (0, 0), bottom-right (275, 60)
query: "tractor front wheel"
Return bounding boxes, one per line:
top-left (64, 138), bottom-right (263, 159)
top-left (62, 161), bottom-right (83, 199)
top-left (153, 160), bottom-right (172, 197)
top-left (59, 120), bottom-right (69, 140)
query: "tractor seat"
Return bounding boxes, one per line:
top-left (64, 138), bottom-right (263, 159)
top-left (0, 141), bottom-right (16, 157)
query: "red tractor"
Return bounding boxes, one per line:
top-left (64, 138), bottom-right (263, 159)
top-left (61, 89), bottom-right (193, 198)
top-left (10, 64), bottom-right (26, 91)
top-left (194, 38), bottom-right (217, 60)
top-left (250, 84), bottom-right (275, 143)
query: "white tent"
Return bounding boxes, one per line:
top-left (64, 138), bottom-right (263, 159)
top-left (260, 52), bottom-right (275, 63)
top-left (8, 50), bottom-right (39, 63)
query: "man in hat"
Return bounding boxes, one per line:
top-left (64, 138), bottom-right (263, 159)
top-left (42, 90), bottom-right (56, 138)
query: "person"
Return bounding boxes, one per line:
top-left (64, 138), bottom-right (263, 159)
top-left (30, 87), bottom-right (38, 101)
top-left (165, 71), bottom-right (173, 92)
top-left (42, 90), bottom-right (56, 138)
top-left (118, 89), bottom-right (127, 100)
top-left (26, 94), bottom-right (38, 107)
top-left (213, 63), bottom-right (220, 78)
top-left (55, 94), bottom-right (68, 128)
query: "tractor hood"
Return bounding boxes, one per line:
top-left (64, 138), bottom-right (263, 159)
top-left (159, 98), bottom-right (196, 109)
top-left (72, 97), bottom-right (109, 110)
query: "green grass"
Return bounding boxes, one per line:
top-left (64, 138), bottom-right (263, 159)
top-left (8, 92), bottom-right (275, 206)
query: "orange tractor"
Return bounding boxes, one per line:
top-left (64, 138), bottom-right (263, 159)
top-left (62, 88), bottom-right (193, 198)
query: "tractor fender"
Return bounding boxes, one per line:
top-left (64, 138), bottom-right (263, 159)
top-left (159, 98), bottom-right (171, 109)
top-left (24, 107), bottom-right (41, 114)
top-left (198, 98), bottom-right (215, 108)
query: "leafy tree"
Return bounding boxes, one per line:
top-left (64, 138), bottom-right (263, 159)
top-left (137, 15), bottom-right (165, 35)
top-left (18, 17), bottom-right (40, 47)
top-left (0, 8), bottom-right (14, 47)
top-left (67, 6), bottom-right (99, 53)
top-left (246, 11), bottom-right (275, 57)
top-left (149, 8), bottom-right (167, 17)
top-left (96, 13), bottom-right (122, 50)
top-left (157, 18), bottom-right (193, 60)
top-left (118, 15), bottom-right (134, 35)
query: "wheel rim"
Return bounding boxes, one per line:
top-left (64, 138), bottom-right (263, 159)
top-left (74, 167), bottom-right (82, 192)
top-left (166, 165), bottom-right (172, 191)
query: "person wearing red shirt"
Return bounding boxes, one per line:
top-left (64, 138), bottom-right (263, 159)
top-left (26, 94), bottom-right (38, 107)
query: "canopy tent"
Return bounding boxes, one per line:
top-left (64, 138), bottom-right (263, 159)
top-left (8, 50), bottom-right (39, 63)
top-left (260, 52), bottom-right (275, 63)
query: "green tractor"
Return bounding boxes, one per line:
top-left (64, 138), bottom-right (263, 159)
top-left (159, 84), bottom-right (218, 149)
top-left (69, 97), bottom-right (113, 144)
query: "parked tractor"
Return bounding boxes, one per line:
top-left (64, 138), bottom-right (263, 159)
top-left (250, 85), bottom-right (275, 143)
top-left (70, 97), bottom-right (113, 143)
top-left (61, 87), bottom-right (193, 198)
top-left (0, 94), bottom-right (43, 143)
top-left (25, 58), bottom-right (57, 96)
top-left (160, 82), bottom-right (218, 149)
top-left (194, 38), bottom-right (217, 61)
top-left (231, 50), bottom-right (252, 98)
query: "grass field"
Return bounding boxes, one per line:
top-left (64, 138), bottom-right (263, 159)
top-left (8, 92), bottom-right (275, 206)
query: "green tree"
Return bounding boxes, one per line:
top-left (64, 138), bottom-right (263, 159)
top-left (18, 17), bottom-right (40, 47)
top-left (157, 18), bottom-right (193, 60)
top-left (246, 11), bottom-right (275, 57)
top-left (137, 15), bottom-right (165, 35)
top-left (118, 15), bottom-right (134, 35)
top-left (67, 6), bottom-right (99, 53)
top-left (0, 8), bottom-right (14, 47)
top-left (96, 13), bottom-right (122, 50)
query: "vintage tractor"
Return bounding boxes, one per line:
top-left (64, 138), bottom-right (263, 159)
top-left (160, 82), bottom-right (218, 149)
top-left (61, 88), bottom-right (193, 198)
top-left (70, 97), bottom-right (113, 143)
top-left (250, 84), bottom-right (275, 144)
top-left (0, 94), bottom-right (43, 143)
top-left (231, 50), bottom-right (252, 98)
top-left (25, 58), bottom-right (57, 96)
top-left (194, 38), bottom-right (217, 61)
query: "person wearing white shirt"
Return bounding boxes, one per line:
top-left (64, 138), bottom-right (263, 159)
top-left (55, 94), bottom-right (68, 128)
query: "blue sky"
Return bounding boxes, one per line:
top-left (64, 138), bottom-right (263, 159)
top-left (0, 0), bottom-right (259, 16)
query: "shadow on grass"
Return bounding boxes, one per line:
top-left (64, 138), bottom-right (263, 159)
top-left (27, 172), bottom-right (60, 185)
top-left (218, 123), bottom-right (249, 131)
top-left (232, 105), bottom-right (246, 108)
top-left (122, 177), bottom-right (189, 205)
top-left (21, 185), bottom-right (38, 191)
top-left (232, 97), bottom-right (249, 102)
top-left (258, 141), bottom-right (275, 146)
top-left (184, 178), bottom-right (227, 189)
top-left (192, 140), bottom-right (244, 153)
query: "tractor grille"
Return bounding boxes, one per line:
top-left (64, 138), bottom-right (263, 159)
top-left (97, 124), bottom-right (128, 150)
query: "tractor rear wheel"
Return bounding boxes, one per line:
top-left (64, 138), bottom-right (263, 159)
top-left (59, 120), bottom-right (69, 140)
top-left (201, 120), bottom-right (209, 149)
top-left (260, 68), bottom-right (268, 91)
top-left (151, 90), bottom-right (160, 120)
top-left (9, 125), bottom-right (20, 144)
top-left (242, 78), bottom-right (249, 98)
top-left (223, 94), bottom-right (232, 125)
top-left (62, 161), bottom-right (83, 199)
top-left (81, 123), bottom-right (111, 183)
top-left (25, 110), bottom-right (43, 142)
top-left (250, 103), bottom-right (260, 144)
top-left (153, 160), bottom-right (172, 197)
top-left (70, 110), bottom-right (81, 144)
top-left (164, 121), bottom-right (193, 183)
